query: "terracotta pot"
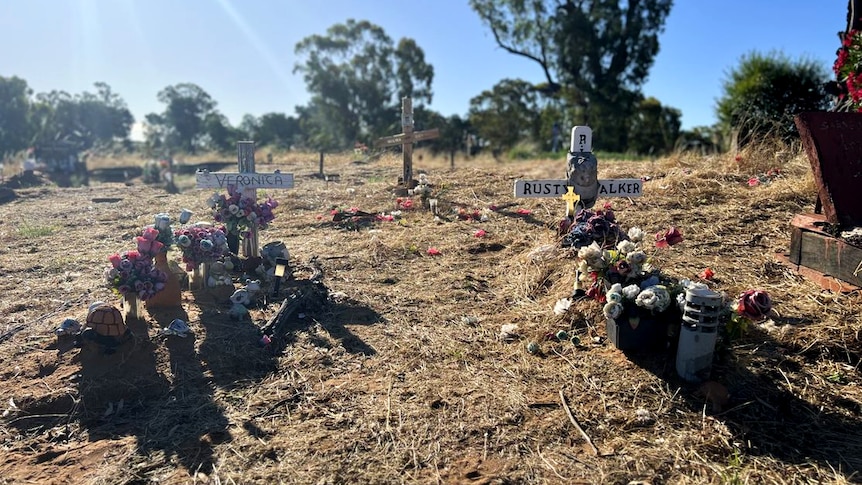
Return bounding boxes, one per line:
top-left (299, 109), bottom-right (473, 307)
top-left (145, 252), bottom-right (183, 309)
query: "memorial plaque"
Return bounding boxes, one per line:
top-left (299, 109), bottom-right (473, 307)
top-left (795, 111), bottom-right (862, 227)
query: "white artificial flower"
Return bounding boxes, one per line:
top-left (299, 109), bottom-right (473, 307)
top-left (578, 242), bottom-right (604, 269)
top-left (636, 285), bottom-right (670, 312)
top-left (607, 292), bottom-right (623, 304)
top-left (628, 227), bottom-right (645, 242)
top-left (603, 301), bottom-right (623, 319)
top-left (609, 283), bottom-right (623, 295)
top-left (553, 298), bottom-right (572, 315)
top-left (626, 250), bottom-right (647, 265)
top-left (616, 240), bottom-right (636, 255)
top-left (636, 288), bottom-right (659, 310)
top-left (154, 213), bottom-right (171, 231)
top-left (228, 204), bottom-right (240, 215)
top-left (622, 284), bottom-right (641, 300)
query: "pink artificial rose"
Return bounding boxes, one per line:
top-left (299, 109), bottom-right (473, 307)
top-left (427, 247), bottom-right (441, 256)
top-left (737, 290), bottom-right (772, 320)
top-left (474, 229), bottom-right (487, 238)
top-left (108, 253), bottom-right (122, 269)
top-left (141, 226), bottom-right (160, 241)
top-left (136, 237), bottom-right (153, 255)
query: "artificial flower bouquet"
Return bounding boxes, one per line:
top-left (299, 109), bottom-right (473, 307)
top-left (174, 224), bottom-right (230, 271)
top-left (208, 185), bottom-right (278, 235)
top-left (561, 204), bottom-right (628, 249)
top-left (104, 229), bottom-right (168, 301)
top-left (572, 227), bottom-right (650, 298)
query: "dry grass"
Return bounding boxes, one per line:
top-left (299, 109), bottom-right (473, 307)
top-left (0, 144), bottom-right (860, 484)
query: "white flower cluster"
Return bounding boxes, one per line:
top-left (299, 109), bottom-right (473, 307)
top-left (574, 234), bottom-right (652, 291)
top-left (602, 278), bottom-right (672, 319)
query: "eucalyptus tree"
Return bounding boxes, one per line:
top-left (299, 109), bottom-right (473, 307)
top-left (0, 75), bottom-right (34, 157)
top-left (148, 83), bottom-right (217, 153)
top-left (294, 19), bottom-right (434, 149)
top-left (468, 78), bottom-right (541, 157)
top-left (29, 82), bottom-right (133, 150)
top-left (470, 0), bottom-right (673, 151)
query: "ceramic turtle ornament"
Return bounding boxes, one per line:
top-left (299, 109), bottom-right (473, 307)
top-left (77, 303), bottom-right (131, 353)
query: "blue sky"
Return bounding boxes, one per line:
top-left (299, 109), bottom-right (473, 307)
top-left (0, 0), bottom-right (849, 139)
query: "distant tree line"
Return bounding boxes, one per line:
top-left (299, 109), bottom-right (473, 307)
top-left (0, 5), bottom-right (836, 161)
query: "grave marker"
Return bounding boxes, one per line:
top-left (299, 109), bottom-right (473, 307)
top-left (375, 97), bottom-right (439, 188)
top-left (513, 126), bottom-right (643, 211)
top-left (195, 141), bottom-right (294, 258)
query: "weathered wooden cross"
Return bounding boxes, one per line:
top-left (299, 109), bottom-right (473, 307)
top-left (374, 97), bottom-right (439, 188)
top-left (195, 141), bottom-right (294, 258)
top-left (513, 126), bottom-right (643, 215)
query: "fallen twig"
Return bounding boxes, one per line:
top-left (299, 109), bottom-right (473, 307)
top-left (559, 389), bottom-right (599, 456)
top-left (253, 392), bottom-right (302, 419)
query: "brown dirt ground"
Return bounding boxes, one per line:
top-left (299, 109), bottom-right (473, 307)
top-left (0, 146), bottom-right (860, 484)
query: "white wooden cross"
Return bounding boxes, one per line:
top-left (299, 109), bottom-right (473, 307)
top-left (513, 126), bottom-right (643, 213)
top-left (374, 97), bottom-right (439, 188)
top-left (195, 141), bottom-right (294, 258)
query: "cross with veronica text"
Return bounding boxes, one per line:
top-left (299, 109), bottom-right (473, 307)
top-left (195, 141), bottom-right (294, 258)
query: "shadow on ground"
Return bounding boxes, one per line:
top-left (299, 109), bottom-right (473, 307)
top-left (624, 324), bottom-right (862, 479)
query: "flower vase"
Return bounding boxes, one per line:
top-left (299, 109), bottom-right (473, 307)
top-left (122, 293), bottom-right (142, 321)
top-left (190, 263), bottom-right (210, 291)
top-left (145, 252), bottom-right (182, 309)
top-left (606, 308), bottom-right (662, 352)
top-left (240, 229), bottom-right (262, 272)
top-left (227, 232), bottom-right (240, 255)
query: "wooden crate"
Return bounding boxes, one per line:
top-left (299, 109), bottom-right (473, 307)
top-left (784, 213), bottom-right (862, 291)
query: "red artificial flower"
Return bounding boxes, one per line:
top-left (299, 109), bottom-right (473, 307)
top-left (734, 155), bottom-right (742, 162)
top-left (585, 284), bottom-right (605, 303)
top-left (748, 177), bottom-right (760, 187)
top-left (427, 247), bottom-right (441, 256)
top-left (402, 199), bottom-right (414, 209)
top-left (655, 227), bottom-right (683, 248)
top-left (489, 204), bottom-right (498, 211)
top-left (699, 267), bottom-right (715, 280)
top-left (737, 289), bottom-right (772, 320)
top-left (516, 208), bottom-right (532, 215)
top-left (474, 229), bottom-right (487, 238)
